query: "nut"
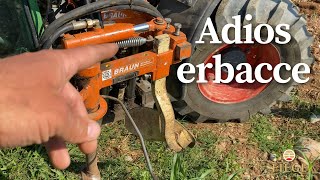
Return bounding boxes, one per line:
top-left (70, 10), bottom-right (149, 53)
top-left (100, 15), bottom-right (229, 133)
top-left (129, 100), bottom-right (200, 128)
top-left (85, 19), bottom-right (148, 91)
top-left (154, 17), bottom-right (165, 25)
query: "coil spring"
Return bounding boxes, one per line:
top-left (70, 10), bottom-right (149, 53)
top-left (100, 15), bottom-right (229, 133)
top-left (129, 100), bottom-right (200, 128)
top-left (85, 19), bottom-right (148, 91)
top-left (116, 37), bottom-right (147, 48)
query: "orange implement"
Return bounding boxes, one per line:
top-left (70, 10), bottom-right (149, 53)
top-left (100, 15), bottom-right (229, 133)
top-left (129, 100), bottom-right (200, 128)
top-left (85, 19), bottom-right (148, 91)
top-left (63, 18), bottom-right (191, 121)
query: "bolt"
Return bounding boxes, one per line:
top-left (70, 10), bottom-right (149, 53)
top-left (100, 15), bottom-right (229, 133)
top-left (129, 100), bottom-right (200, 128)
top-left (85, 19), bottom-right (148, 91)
top-left (165, 18), bottom-right (172, 29)
top-left (154, 17), bottom-right (164, 25)
top-left (173, 23), bottom-right (182, 36)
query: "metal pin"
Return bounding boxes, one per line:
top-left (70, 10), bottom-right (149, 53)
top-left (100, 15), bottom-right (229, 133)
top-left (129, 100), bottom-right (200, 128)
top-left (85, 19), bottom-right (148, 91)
top-left (173, 23), bottom-right (182, 36)
top-left (165, 18), bottom-right (172, 29)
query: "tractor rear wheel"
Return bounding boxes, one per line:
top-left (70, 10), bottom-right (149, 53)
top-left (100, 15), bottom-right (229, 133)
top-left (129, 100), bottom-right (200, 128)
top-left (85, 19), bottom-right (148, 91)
top-left (171, 0), bottom-right (314, 123)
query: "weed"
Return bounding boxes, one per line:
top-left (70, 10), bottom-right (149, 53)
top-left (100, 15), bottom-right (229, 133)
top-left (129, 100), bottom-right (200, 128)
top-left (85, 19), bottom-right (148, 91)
top-left (250, 115), bottom-right (288, 154)
top-left (295, 149), bottom-right (320, 180)
top-left (169, 153), bottom-right (242, 180)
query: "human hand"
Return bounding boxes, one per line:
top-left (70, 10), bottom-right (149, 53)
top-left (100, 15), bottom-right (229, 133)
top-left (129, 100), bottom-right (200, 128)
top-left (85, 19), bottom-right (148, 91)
top-left (0, 44), bottom-right (118, 169)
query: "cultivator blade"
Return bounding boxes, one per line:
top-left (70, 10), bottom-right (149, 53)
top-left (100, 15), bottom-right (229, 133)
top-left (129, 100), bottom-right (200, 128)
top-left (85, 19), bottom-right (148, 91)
top-left (125, 78), bottom-right (195, 152)
top-left (125, 107), bottom-right (165, 141)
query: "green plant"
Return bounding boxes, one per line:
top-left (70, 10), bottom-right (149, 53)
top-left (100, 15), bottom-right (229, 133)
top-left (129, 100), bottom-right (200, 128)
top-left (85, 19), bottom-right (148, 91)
top-left (295, 149), bottom-right (320, 180)
top-left (219, 161), bottom-right (243, 180)
top-left (170, 153), bottom-right (214, 180)
top-left (250, 115), bottom-right (294, 155)
top-left (169, 153), bottom-right (243, 180)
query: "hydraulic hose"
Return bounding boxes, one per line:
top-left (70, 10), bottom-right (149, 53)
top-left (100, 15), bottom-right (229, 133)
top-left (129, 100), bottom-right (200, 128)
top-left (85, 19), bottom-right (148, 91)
top-left (45, 0), bottom-right (52, 24)
top-left (40, 0), bottom-right (162, 45)
top-left (23, 0), bottom-right (40, 49)
top-left (42, 23), bottom-right (73, 49)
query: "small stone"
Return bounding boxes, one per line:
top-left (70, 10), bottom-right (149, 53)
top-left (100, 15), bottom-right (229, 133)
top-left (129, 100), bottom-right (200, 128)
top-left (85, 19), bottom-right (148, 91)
top-left (124, 155), bottom-right (133, 162)
top-left (268, 153), bottom-right (277, 162)
top-left (278, 102), bottom-right (284, 108)
top-left (310, 113), bottom-right (320, 123)
top-left (243, 173), bottom-right (250, 180)
top-left (216, 140), bottom-right (228, 152)
top-left (295, 137), bottom-right (320, 163)
top-left (228, 135), bottom-right (237, 144)
top-left (237, 138), bottom-right (247, 143)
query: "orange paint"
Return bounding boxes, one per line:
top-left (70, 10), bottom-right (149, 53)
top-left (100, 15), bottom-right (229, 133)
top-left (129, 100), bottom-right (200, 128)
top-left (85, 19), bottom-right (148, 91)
top-left (63, 17), bottom-right (191, 121)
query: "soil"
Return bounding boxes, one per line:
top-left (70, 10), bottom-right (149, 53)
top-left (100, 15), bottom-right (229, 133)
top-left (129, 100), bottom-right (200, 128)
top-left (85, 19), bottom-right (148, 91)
top-left (297, 0), bottom-right (320, 102)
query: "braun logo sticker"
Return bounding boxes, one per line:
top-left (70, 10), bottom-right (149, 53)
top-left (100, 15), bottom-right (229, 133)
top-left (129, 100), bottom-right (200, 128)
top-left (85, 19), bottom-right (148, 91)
top-left (114, 63), bottom-right (140, 76)
top-left (102, 60), bottom-right (153, 81)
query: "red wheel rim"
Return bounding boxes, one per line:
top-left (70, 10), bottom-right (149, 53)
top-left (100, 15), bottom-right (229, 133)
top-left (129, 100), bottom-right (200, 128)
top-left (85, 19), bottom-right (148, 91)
top-left (198, 43), bottom-right (280, 104)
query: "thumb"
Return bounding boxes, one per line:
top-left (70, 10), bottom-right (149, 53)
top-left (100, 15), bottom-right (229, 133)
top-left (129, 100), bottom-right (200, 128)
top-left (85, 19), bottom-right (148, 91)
top-left (57, 113), bottom-right (101, 144)
top-left (56, 82), bottom-right (101, 144)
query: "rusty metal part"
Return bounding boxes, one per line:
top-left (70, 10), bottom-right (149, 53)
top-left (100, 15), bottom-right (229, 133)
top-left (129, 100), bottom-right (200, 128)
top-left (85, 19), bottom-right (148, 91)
top-left (81, 151), bottom-right (100, 180)
top-left (152, 78), bottom-right (195, 152)
top-left (81, 119), bottom-right (103, 180)
top-left (125, 102), bottom-right (196, 149)
top-left (125, 107), bottom-right (164, 141)
top-left (175, 42), bottom-right (192, 61)
top-left (151, 33), bottom-right (194, 151)
top-left (136, 79), bottom-right (154, 108)
top-left (81, 121), bottom-right (103, 180)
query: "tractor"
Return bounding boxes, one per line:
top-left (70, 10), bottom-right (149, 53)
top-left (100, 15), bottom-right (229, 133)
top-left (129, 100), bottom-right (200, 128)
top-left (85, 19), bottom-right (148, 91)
top-left (0, 0), bottom-right (313, 179)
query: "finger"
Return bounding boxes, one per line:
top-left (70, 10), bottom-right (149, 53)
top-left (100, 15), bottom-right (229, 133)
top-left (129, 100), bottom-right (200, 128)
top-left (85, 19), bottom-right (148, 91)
top-left (56, 115), bottom-right (101, 145)
top-left (57, 82), bottom-right (101, 144)
top-left (61, 82), bottom-right (87, 118)
top-left (60, 83), bottom-right (99, 155)
top-left (44, 137), bottom-right (70, 170)
top-left (58, 43), bottom-right (118, 80)
top-left (78, 140), bottom-right (98, 155)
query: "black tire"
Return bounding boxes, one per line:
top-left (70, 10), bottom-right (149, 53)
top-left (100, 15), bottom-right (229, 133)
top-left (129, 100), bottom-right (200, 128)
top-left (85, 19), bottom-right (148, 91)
top-left (172, 0), bottom-right (314, 123)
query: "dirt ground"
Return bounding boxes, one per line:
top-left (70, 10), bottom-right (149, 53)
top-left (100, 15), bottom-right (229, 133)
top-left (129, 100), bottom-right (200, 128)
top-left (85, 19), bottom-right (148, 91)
top-left (188, 0), bottom-right (320, 178)
top-left (296, 0), bottom-right (320, 101)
